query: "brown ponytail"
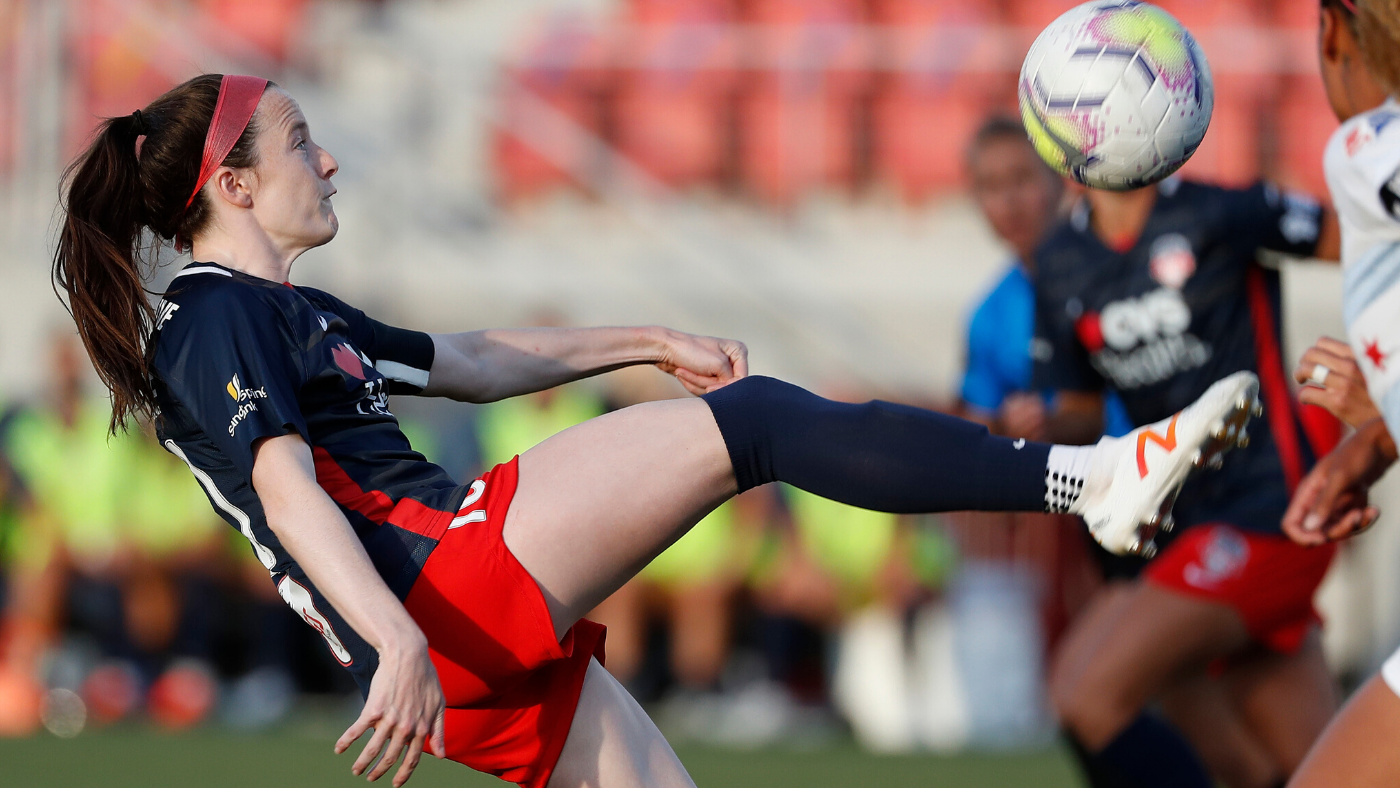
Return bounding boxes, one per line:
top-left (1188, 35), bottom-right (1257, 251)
top-left (1357, 0), bottom-right (1400, 95)
top-left (53, 74), bottom-right (265, 433)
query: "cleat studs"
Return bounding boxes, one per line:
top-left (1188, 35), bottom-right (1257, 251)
top-left (1128, 537), bottom-right (1141, 553)
top-left (1208, 454), bottom-right (1224, 470)
top-left (1252, 401), bottom-right (1264, 418)
top-left (1212, 426), bottom-right (1226, 440)
top-left (1237, 434), bottom-right (1250, 449)
top-left (1140, 541), bottom-right (1158, 559)
top-left (1161, 514), bottom-right (1175, 533)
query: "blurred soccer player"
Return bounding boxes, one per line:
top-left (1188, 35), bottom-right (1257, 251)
top-left (50, 73), bottom-right (1256, 787)
top-left (1275, 2), bottom-right (1400, 785)
top-left (1032, 134), bottom-right (1345, 786)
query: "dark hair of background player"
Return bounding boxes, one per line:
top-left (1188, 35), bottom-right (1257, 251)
top-left (52, 74), bottom-right (267, 433)
top-left (964, 114), bottom-right (1040, 171)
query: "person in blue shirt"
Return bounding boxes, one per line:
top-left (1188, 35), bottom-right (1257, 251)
top-left (960, 117), bottom-right (1133, 440)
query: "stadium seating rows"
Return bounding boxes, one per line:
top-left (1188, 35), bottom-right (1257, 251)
top-left (495, 0), bottom-right (1340, 204)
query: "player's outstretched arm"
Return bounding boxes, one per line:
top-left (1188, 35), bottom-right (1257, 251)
top-left (422, 326), bottom-right (747, 402)
top-left (1282, 418), bottom-right (1395, 545)
top-left (252, 433), bottom-right (445, 787)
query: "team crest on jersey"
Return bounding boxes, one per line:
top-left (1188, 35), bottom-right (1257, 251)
top-left (1149, 234), bottom-right (1196, 290)
top-left (1182, 527), bottom-right (1250, 589)
top-left (332, 343), bottom-right (392, 417)
top-left (1346, 123), bottom-right (1376, 157)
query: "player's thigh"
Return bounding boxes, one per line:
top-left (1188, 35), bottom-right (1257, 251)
top-left (1160, 671), bottom-right (1281, 788)
top-left (548, 658), bottom-right (696, 788)
top-left (1288, 674), bottom-right (1400, 788)
top-left (504, 397), bottom-right (736, 640)
top-left (1056, 580), bottom-right (1250, 748)
top-left (1228, 629), bottom-right (1338, 775)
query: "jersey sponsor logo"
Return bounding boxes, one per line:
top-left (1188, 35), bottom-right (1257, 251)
top-left (1149, 234), bottom-right (1196, 290)
top-left (1075, 288), bottom-right (1212, 389)
top-left (225, 373), bottom-right (269, 436)
top-left (277, 576), bottom-right (353, 665)
top-left (1135, 413), bottom-right (1179, 478)
top-left (155, 300), bottom-right (180, 331)
top-left (1182, 526), bottom-right (1250, 589)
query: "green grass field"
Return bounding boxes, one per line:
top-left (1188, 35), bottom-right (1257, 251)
top-left (0, 727), bottom-right (1083, 787)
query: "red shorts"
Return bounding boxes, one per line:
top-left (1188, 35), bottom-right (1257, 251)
top-left (1144, 523), bottom-right (1336, 654)
top-left (403, 457), bottom-right (606, 788)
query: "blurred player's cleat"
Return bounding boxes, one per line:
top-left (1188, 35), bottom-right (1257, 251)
top-left (1071, 372), bottom-right (1260, 556)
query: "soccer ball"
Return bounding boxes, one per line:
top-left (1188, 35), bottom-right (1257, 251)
top-left (1018, 1), bottom-right (1212, 191)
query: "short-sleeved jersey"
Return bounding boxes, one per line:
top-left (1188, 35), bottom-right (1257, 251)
top-left (1325, 98), bottom-right (1400, 440)
top-left (151, 262), bottom-right (460, 692)
top-left (962, 263), bottom-right (1134, 436)
top-left (1032, 178), bottom-right (1330, 533)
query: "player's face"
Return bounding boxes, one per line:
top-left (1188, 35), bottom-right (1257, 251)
top-left (969, 137), bottom-right (1062, 261)
top-left (250, 89), bottom-right (339, 251)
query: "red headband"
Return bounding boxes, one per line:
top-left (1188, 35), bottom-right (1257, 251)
top-left (184, 75), bottom-right (269, 210)
top-left (1339, 0), bottom-right (1357, 13)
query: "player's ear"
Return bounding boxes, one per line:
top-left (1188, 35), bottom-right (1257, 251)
top-left (210, 166), bottom-right (255, 209)
top-left (1319, 6), bottom-right (1346, 64)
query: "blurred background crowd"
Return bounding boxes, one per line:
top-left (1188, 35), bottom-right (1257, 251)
top-left (1, 0), bottom-right (1399, 762)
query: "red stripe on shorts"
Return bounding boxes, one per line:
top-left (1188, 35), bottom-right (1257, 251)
top-left (1246, 266), bottom-right (1304, 492)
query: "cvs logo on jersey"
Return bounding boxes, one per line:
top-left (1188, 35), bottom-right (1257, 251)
top-left (1075, 288), bottom-right (1212, 389)
top-left (331, 343), bottom-right (392, 417)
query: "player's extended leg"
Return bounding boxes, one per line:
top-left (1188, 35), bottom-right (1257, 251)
top-left (1288, 669), bottom-right (1400, 788)
top-left (547, 658), bottom-right (695, 788)
top-left (1160, 671), bottom-right (1286, 788)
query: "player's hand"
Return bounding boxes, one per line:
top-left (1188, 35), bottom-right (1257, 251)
top-left (1000, 392), bottom-right (1047, 441)
top-left (654, 328), bottom-right (749, 395)
top-left (1294, 337), bottom-right (1381, 428)
top-left (336, 638), bottom-right (446, 787)
top-left (1282, 418), bottom-right (1396, 545)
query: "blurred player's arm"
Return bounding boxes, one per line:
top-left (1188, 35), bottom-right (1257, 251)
top-left (1030, 261), bottom-right (1107, 445)
top-left (1242, 182), bottom-right (1339, 263)
top-left (424, 327), bottom-right (746, 402)
top-left (1045, 391), bottom-right (1105, 445)
top-left (1283, 417), bottom-right (1394, 545)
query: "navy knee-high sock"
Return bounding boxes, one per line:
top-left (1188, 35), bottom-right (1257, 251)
top-left (702, 376), bottom-right (1053, 513)
top-left (1087, 713), bottom-right (1214, 788)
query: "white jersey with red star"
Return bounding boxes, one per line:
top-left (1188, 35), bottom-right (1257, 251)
top-left (1325, 97), bottom-right (1400, 438)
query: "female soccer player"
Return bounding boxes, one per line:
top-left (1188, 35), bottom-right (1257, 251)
top-left (1030, 130), bottom-right (1345, 788)
top-left (51, 73), bottom-right (1255, 788)
top-left (1274, 1), bottom-right (1400, 785)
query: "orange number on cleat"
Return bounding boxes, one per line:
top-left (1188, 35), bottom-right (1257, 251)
top-left (1136, 414), bottom-right (1180, 478)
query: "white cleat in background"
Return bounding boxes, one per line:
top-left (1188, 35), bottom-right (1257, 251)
top-left (1072, 371), bottom-right (1262, 557)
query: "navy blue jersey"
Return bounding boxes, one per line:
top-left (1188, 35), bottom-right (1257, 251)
top-left (1032, 179), bottom-right (1331, 534)
top-left (151, 262), bottom-right (462, 692)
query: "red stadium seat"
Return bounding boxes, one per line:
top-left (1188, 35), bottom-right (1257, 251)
top-left (1274, 76), bottom-right (1339, 199)
top-left (492, 14), bottom-right (609, 203)
top-left (611, 2), bottom-right (739, 188)
top-left (196, 0), bottom-right (311, 62)
top-left (868, 0), bottom-right (1008, 201)
top-left (736, 0), bottom-right (869, 205)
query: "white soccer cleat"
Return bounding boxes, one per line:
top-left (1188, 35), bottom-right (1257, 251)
top-left (1070, 372), bottom-right (1261, 557)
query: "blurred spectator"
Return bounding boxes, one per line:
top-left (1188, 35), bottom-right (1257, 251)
top-left (3, 333), bottom-right (223, 729)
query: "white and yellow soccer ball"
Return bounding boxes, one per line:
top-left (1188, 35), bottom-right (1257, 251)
top-left (1018, 1), bottom-right (1212, 191)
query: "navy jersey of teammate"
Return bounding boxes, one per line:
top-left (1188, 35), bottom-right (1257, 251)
top-left (963, 263), bottom-right (1134, 437)
top-left (151, 261), bottom-right (452, 691)
top-left (1032, 177), bottom-right (1332, 533)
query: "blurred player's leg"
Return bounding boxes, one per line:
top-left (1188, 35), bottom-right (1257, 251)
top-left (548, 658), bottom-right (695, 788)
top-left (1160, 672), bottom-right (1283, 788)
top-left (1053, 582), bottom-right (1246, 788)
top-left (1287, 673), bottom-right (1400, 788)
top-left (1226, 630), bottom-right (1337, 779)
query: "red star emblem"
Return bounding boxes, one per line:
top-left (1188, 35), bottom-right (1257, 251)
top-left (1365, 338), bottom-right (1388, 371)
